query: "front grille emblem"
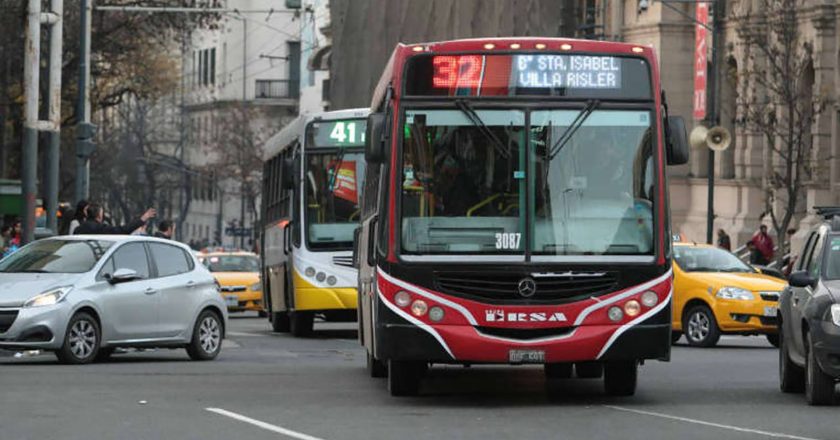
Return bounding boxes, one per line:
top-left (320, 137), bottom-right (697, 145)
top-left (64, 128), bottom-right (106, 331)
top-left (517, 277), bottom-right (537, 298)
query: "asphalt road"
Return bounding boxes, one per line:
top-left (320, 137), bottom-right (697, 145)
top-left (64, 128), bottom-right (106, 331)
top-left (1, 314), bottom-right (838, 440)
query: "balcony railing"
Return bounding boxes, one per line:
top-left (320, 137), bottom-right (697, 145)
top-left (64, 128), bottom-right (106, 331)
top-left (255, 79), bottom-right (299, 99)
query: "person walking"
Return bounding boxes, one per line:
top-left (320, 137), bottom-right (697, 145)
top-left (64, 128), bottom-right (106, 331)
top-left (716, 229), bottom-right (731, 251)
top-left (752, 224), bottom-right (775, 264)
top-left (74, 204), bottom-right (156, 235)
top-left (153, 220), bottom-right (175, 239)
top-left (68, 200), bottom-right (90, 235)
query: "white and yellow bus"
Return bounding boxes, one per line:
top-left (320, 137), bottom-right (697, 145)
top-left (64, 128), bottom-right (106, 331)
top-left (261, 109), bottom-right (369, 336)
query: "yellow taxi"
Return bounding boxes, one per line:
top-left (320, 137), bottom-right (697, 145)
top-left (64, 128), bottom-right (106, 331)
top-left (671, 242), bottom-right (787, 347)
top-left (199, 251), bottom-right (265, 315)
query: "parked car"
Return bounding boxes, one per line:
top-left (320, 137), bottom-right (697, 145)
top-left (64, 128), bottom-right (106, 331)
top-left (671, 242), bottom-right (787, 347)
top-left (0, 236), bottom-right (227, 364)
top-left (198, 251), bottom-right (265, 315)
top-left (778, 209), bottom-right (840, 405)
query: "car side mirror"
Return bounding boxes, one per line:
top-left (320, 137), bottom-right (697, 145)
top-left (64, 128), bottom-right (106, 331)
top-left (666, 116), bottom-right (689, 165)
top-left (107, 268), bottom-right (140, 284)
top-left (365, 112), bottom-right (387, 164)
top-left (788, 270), bottom-right (816, 288)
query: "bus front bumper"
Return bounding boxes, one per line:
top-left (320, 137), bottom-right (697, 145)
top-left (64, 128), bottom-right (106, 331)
top-left (375, 301), bottom-right (671, 364)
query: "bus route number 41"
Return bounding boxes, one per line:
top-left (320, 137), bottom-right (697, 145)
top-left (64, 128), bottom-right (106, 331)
top-left (329, 121), bottom-right (364, 144)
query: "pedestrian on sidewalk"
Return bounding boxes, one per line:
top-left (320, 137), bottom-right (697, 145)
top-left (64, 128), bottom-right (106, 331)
top-left (716, 229), bottom-right (731, 251)
top-left (154, 220), bottom-right (175, 239)
top-left (74, 204), bottom-right (156, 235)
top-left (752, 224), bottom-right (775, 264)
top-left (68, 200), bottom-right (89, 235)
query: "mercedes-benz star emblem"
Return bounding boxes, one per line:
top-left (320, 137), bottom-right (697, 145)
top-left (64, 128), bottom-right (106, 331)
top-left (517, 277), bottom-right (537, 298)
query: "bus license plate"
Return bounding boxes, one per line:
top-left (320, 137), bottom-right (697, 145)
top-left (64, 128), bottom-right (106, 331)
top-left (225, 295), bottom-right (238, 307)
top-left (509, 349), bottom-right (545, 364)
top-left (763, 306), bottom-right (777, 317)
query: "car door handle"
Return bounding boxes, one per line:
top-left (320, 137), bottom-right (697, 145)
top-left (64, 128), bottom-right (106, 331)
top-left (186, 281), bottom-right (196, 288)
top-left (145, 288), bottom-right (158, 295)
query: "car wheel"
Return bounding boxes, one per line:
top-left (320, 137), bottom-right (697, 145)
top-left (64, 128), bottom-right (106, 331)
top-left (388, 360), bottom-right (425, 396)
top-left (290, 311), bottom-right (313, 337)
top-left (671, 331), bottom-right (682, 344)
top-left (186, 310), bottom-right (223, 361)
top-left (271, 312), bottom-right (290, 333)
top-left (604, 360), bottom-right (637, 396)
top-left (766, 333), bottom-right (780, 348)
top-left (94, 347), bottom-right (115, 363)
top-left (779, 325), bottom-right (804, 393)
top-left (544, 363), bottom-right (573, 379)
top-left (805, 333), bottom-right (835, 405)
top-left (575, 361), bottom-right (604, 379)
top-left (56, 312), bottom-right (100, 365)
top-left (684, 305), bottom-right (721, 347)
top-left (367, 351), bottom-right (388, 378)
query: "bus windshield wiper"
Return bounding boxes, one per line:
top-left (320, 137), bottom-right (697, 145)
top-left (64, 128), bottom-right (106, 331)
top-left (548, 99), bottom-right (600, 160)
top-left (454, 99), bottom-right (510, 159)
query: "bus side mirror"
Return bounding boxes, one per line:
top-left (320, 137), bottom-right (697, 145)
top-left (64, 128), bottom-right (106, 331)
top-left (366, 112), bottom-right (386, 164)
top-left (281, 156), bottom-right (295, 189)
top-left (666, 116), bottom-right (689, 165)
top-left (352, 226), bottom-right (362, 269)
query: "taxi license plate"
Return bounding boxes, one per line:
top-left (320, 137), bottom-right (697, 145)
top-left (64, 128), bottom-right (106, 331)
top-left (225, 295), bottom-right (238, 307)
top-left (764, 306), bottom-right (778, 317)
top-left (509, 349), bottom-right (545, 364)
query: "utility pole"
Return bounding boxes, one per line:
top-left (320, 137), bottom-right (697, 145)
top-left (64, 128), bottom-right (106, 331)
top-left (22, 0), bottom-right (63, 244)
top-left (705, 0), bottom-right (724, 244)
top-left (45, 0), bottom-right (64, 235)
top-left (75, 0), bottom-right (95, 203)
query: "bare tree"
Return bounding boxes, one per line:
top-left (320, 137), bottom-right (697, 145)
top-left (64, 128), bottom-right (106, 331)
top-left (732, 0), bottom-right (825, 264)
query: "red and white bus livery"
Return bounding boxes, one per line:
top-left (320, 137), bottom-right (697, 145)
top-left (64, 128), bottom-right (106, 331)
top-left (355, 38), bottom-right (689, 396)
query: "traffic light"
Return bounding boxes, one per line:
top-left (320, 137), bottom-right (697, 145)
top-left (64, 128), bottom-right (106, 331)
top-left (76, 122), bottom-right (97, 158)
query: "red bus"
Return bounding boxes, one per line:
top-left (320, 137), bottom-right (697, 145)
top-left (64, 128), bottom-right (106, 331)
top-left (355, 38), bottom-right (689, 396)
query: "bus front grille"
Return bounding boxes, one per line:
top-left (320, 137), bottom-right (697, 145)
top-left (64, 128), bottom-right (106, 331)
top-left (434, 271), bottom-right (619, 304)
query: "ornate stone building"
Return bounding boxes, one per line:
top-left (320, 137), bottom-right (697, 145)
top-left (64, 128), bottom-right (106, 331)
top-left (588, 0), bottom-right (839, 250)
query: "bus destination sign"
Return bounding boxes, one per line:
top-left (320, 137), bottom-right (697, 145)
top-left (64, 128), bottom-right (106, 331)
top-left (309, 119), bottom-right (367, 148)
top-left (514, 55), bottom-right (622, 89)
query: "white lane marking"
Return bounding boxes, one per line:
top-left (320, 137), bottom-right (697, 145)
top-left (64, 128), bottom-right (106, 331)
top-left (604, 405), bottom-right (826, 440)
top-left (206, 408), bottom-right (325, 440)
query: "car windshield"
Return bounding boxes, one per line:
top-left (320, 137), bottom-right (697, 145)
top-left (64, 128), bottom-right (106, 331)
top-left (825, 236), bottom-right (840, 280)
top-left (0, 239), bottom-right (114, 273)
top-left (673, 246), bottom-right (754, 273)
top-left (202, 255), bottom-right (260, 272)
top-left (305, 119), bottom-right (367, 251)
top-left (399, 108), bottom-right (654, 256)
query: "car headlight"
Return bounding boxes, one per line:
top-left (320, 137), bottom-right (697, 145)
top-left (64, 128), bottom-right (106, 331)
top-left (23, 286), bottom-right (73, 308)
top-left (716, 286), bottom-right (754, 301)
top-left (830, 304), bottom-right (840, 327)
top-left (250, 282), bottom-right (262, 292)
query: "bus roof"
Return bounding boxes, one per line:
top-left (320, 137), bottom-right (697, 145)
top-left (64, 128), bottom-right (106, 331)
top-left (262, 107), bottom-right (370, 161)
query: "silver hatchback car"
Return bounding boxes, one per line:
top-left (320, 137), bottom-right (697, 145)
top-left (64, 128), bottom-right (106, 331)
top-left (0, 235), bottom-right (228, 364)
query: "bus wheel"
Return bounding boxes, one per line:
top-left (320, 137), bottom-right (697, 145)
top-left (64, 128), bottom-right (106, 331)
top-left (604, 360), bottom-right (637, 396)
top-left (290, 311), bottom-right (313, 337)
top-left (388, 360), bottom-right (424, 396)
top-left (367, 351), bottom-right (388, 378)
top-left (544, 363), bottom-right (572, 379)
top-left (271, 312), bottom-right (290, 333)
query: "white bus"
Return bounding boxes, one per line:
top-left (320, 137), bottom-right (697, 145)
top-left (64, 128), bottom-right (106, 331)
top-left (261, 109), bottom-right (369, 336)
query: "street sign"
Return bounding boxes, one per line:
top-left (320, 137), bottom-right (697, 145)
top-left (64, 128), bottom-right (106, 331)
top-left (693, 3), bottom-right (709, 120)
top-left (225, 227), bottom-right (252, 237)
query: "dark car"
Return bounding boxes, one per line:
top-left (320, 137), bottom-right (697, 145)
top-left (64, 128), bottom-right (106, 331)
top-left (778, 207), bottom-right (840, 405)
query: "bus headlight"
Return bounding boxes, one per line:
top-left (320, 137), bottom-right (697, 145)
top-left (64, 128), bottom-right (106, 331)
top-left (641, 291), bottom-right (658, 307)
top-left (394, 291), bottom-right (411, 308)
top-left (716, 287), bottom-right (754, 301)
top-left (608, 306), bottom-right (624, 322)
top-left (429, 306), bottom-right (445, 322)
top-left (305, 267), bottom-right (316, 277)
top-left (411, 300), bottom-right (428, 317)
top-left (316, 272), bottom-right (326, 282)
top-left (250, 282), bottom-right (262, 292)
top-left (624, 300), bottom-right (641, 317)
top-left (326, 276), bottom-right (337, 286)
